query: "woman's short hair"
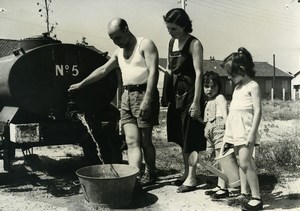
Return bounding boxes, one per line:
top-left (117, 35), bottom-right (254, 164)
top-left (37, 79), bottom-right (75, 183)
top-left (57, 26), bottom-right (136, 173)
top-left (163, 8), bottom-right (193, 33)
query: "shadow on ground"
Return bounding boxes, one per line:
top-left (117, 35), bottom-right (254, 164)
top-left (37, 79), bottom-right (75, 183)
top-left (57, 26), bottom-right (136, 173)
top-left (204, 173), bottom-right (300, 210)
top-left (1, 155), bottom-right (297, 210)
top-left (259, 174), bottom-right (300, 210)
top-left (0, 154), bottom-right (159, 210)
top-left (0, 154), bottom-right (87, 197)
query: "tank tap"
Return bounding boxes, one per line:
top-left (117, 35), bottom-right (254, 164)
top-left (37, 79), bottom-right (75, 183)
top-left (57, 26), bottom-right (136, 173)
top-left (66, 94), bottom-right (80, 121)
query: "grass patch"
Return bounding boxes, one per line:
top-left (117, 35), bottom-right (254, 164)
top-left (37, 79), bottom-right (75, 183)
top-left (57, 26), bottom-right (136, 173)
top-left (262, 100), bottom-right (300, 121)
top-left (257, 137), bottom-right (300, 176)
top-left (153, 108), bottom-right (183, 173)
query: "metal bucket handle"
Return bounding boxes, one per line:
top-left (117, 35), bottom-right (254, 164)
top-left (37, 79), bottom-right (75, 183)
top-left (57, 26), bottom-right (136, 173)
top-left (80, 183), bottom-right (89, 203)
top-left (219, 141), bottom-right (234, 157)
top-left (73, 180), bottom-right (80, 186)
top-left (189, 151), bottom-right (228, 181)
top-left (219, 142), bottom-right (256, 162)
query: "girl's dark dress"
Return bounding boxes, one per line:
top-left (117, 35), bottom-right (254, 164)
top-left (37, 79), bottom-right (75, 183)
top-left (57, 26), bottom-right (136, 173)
top-left (164, 36), bottom-right (206, 153)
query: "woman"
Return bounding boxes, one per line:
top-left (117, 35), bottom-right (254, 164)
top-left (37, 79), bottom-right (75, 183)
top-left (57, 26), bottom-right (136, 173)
top-left (162, 8), bottom-right (206, 193)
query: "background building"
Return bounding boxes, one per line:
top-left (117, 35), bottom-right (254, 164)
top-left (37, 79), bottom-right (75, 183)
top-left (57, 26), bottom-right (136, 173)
top-left (292, 71), bottom-right (300, 100)
top-left (158, 57), bottom-right (294, 101)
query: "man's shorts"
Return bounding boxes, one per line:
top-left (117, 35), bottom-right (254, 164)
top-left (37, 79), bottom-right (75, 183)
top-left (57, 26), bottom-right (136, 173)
top-left (121, 89), bottom-right (159, 128)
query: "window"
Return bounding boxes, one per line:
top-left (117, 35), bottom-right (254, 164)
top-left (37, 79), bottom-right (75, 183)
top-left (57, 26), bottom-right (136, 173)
top-left (282, 80), bottom-right (288, 91)
top-left (265, 80), bottom-right (272, 93)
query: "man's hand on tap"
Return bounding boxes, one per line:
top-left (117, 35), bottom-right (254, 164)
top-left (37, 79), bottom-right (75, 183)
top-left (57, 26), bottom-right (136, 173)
top-left (68, 82), bottom-right (82, 92)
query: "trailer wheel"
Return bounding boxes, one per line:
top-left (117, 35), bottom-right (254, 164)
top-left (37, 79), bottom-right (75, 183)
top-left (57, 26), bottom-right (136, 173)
top-left (3, 146), bottom-right (15, 171)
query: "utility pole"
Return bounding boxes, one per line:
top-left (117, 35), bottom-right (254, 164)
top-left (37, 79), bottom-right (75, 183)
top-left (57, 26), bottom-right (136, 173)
top-left (272, 54), bottom-right (276, 101)
top-left (37, 0), bottom-right (55, 35)
top-left (181, 0), bottom-right (187, 10)
top-left (44, 0), bottom-right (49, 33)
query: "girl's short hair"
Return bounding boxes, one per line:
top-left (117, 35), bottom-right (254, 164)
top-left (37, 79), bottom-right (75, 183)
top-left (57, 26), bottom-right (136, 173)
top-left (222, 47), bottom-right (256, 78)
top-left (163, 8), bottom-right (193, 33)
top-left (203, 71), bottom-right (222, 95)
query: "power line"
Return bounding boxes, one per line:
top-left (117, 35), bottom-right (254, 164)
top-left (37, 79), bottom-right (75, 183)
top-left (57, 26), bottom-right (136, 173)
top-left (0, 15), bottom-right (109, 41)
top-left (233, 0), bottom-right (300, 20)
top-left (55, 28), bottom-right (109, 40)
top-left (0, 16), bottom-right (43, 28)
top-left (190, 0), bottom-right (300, 26)
top-left (202, 0), bottom-right (300, 24)
top-left (189, 0), bottom-right (299, 30)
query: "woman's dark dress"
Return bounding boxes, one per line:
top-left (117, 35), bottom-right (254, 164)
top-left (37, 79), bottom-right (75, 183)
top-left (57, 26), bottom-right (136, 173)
top-left (165, 36), bottom-right (206, 153)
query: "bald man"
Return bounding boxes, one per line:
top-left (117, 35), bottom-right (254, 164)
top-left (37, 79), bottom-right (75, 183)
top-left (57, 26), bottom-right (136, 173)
top-left (69, 18), bottom-right (159, 186)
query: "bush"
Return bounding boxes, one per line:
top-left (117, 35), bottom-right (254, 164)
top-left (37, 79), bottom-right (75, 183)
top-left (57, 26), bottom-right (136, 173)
top-left (255, 135), bottom-right (300, 176)
top-left (262, 100), bottom-right (300, 121)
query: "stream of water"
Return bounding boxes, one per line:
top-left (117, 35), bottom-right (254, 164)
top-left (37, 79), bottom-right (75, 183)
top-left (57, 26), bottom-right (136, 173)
top-left (76, 113), bottom-right (119, 178)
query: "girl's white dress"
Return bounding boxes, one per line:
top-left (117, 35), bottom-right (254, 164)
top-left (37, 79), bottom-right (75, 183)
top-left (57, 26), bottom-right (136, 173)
top-left (223, 81), bottom-right (260, 146)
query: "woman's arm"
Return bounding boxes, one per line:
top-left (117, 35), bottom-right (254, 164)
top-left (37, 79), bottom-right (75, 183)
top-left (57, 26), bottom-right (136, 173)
top-left (189, 39), bottom-right (204, 119)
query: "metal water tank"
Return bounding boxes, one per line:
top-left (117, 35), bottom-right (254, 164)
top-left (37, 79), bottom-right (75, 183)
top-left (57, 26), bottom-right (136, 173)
top-left (0, 43), bottom-right (118, 120)
top-left (18, 32), bottom-right (61, 51)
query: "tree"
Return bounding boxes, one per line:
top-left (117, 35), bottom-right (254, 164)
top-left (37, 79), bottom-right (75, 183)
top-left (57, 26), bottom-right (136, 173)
top-left (37, 0), bottom-right (58, 38)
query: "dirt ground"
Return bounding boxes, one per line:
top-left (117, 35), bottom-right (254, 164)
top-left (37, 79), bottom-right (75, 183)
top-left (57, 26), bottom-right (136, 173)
top-left (0, 120), bottom-right (299, 211)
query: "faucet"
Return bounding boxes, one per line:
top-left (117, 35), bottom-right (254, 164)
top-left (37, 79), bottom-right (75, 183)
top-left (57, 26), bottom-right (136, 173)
top-left (65, 94), bottom-right (80, 121)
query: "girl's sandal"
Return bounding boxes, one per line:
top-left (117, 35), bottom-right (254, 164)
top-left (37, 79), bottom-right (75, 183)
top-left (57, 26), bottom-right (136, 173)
top-left (210, 188), bottom-right (229, 199)
top-left (242, 197), bottom-right (263, 211)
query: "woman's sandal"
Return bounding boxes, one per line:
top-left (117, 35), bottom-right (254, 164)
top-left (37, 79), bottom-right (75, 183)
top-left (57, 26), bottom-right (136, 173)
top-left (210, 188), bottom-right (229, 199)
top-left (205, 185), bottom-right (221, 195)
top-left (172, 179), bottom-right (185, 186)
top-left (242, 197), bottom-right (263, 211)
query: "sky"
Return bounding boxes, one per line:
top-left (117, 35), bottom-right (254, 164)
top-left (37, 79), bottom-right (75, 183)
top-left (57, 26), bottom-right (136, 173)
top-left (0, 0), bottom-right (300, 74)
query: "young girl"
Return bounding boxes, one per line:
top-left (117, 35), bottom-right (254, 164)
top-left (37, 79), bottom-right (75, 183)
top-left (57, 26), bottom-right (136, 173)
top-left (222, 47), bottom-right (263, 210)
top-left (202, 71), bottom-right (229, 199)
